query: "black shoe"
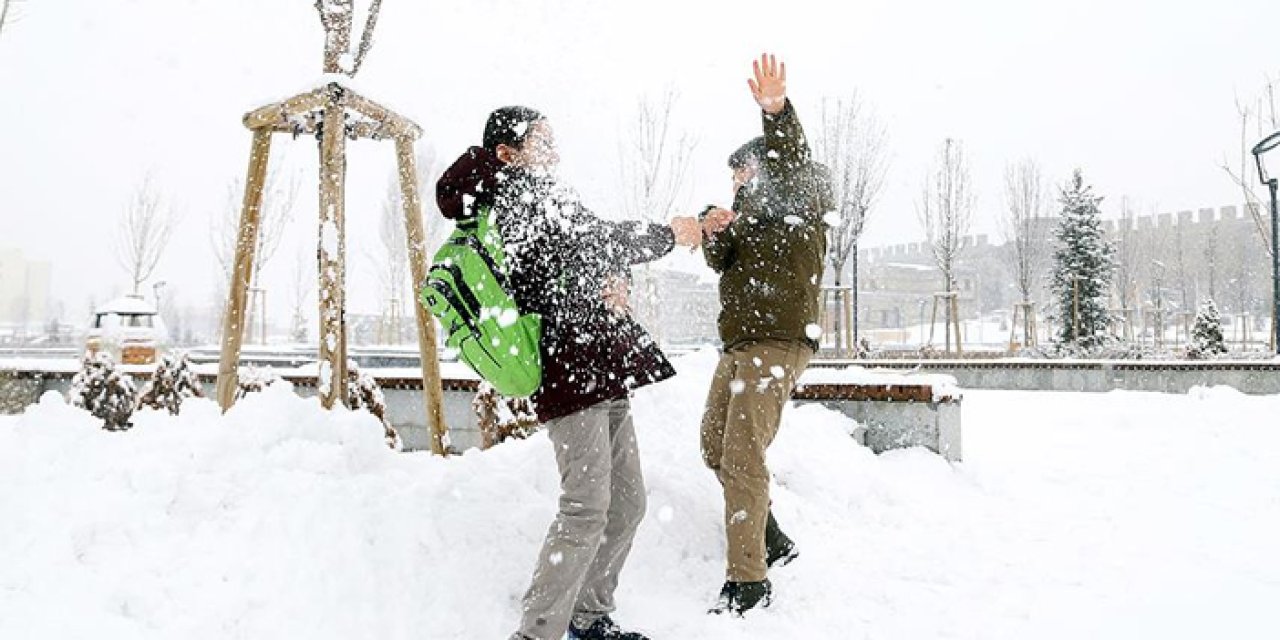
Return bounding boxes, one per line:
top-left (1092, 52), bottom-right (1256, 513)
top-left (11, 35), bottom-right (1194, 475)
top-left (765, 511), bottom-right (799, 568)
top-left (708, 579), bottom-right (773, 616)
top-left (567, 615), bottom-right (650, 640)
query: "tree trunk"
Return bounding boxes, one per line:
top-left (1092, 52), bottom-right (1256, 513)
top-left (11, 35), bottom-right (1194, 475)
top-left (852, 241), bottom-right (860, 355)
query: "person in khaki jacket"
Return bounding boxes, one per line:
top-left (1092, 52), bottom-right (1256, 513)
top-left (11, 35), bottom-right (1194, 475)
top-left (700, 53), bottom-right (833, 616)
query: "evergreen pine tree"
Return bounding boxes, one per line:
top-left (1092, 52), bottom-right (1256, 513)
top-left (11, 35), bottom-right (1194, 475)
top-left (137, 352), bottom-right (205, 415)
top-left (1050, 169), bottom-right (1115, 350)
top-left (1189, 298), bottom-right (1227, 359)
top-left (68, 352), bottom-right (138, 431)
top-left (234, 365), bottom-right (281, 400)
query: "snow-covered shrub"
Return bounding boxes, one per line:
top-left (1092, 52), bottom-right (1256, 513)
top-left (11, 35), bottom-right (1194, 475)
top-left (345, 361), bottom-right (401, 450)
top-left (0, 368), bottom-right (41, 413)
top-left (137, 351), bottom-right (205, 415)
top-left (473, 382), bottom-right (539, 449)
top-left (234, 366), bottom-right (281, 401)
top-left (68, 352), bottom-right (138, 431)
top-left (1189, 299), bottom-right (1227, 359)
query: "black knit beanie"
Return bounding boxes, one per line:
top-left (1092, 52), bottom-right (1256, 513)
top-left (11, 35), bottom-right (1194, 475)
top-left (483, 106), bottom-right (545, 152)
top-left (728, 137), bottom-right (766, 169)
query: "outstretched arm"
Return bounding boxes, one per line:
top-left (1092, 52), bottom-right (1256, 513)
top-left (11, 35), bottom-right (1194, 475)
top-left (700, 206), bottom-right (737, 273)
top-left (749, 53), bottom-right (810, 170)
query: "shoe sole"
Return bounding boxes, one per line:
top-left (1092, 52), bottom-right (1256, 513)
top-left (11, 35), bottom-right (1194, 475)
top-left (768, 549), bottom-right (799, 569)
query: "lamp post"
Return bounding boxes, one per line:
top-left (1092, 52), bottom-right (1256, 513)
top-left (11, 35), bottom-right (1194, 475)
top-left (152, 280), bottom-right (167, 306)
top-left (1251, 130), bottom-right (1280, 354)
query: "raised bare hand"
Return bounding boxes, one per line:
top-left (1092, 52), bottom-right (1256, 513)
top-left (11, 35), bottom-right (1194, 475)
top-left (748, 53), bottom-right (787, 114)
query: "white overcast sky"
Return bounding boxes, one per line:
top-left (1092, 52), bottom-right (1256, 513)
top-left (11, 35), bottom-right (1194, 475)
top-left (2, 0), bottom-right (1279, 318)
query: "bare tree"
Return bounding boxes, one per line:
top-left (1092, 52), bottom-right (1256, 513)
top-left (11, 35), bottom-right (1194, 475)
top-left (815, 95), bottom-right (888, 354)
top-left (288, 246), bottom-right (311, 344)
top-left (1222, 77), bottom-right (1277, 258)
top-left (115, 180), bottom-right (174, 296)
top-left (1112, 197), bottom-right (1144, 339)
top-left (1001, 158), bottom-right (1051, 345)
top-left (618, 90), bottom-right (696, 344)
top-left (211, 165), bottom-right (300, 343)
top-left (917, 138), bottom-right (975, 351)
top-left (372, 178), bottom-right (410, 344)
top-left (368, 147), bottom-right (440, 344)
top-left (619, 90), bottom-right (696, 223)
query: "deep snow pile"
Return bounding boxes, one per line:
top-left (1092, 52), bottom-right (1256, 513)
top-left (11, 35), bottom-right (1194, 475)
top-left (1, 350), bottom-right (1279, 639)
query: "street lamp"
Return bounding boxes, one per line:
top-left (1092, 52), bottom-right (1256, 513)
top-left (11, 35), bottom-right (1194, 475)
top-left (1252, 129), bottom-right (1280, 354)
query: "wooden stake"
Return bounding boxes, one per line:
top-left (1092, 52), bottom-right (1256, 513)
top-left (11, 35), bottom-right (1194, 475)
top-left (952, 293), bottom-right (963, 355)
top-left (842, 288), bottom-right (853, 356)
top-left (216, 129), bottom-right (273, 410)
top-left (1008, 303), bottom-right (1019, 353)
top-left (317, 98), bottom-right (349, 409)
top-left (395, 136), bottom-right (450, 456)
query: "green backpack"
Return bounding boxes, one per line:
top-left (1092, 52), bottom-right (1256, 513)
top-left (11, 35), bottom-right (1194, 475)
top-left (419, 207), bottom-right (543, 397)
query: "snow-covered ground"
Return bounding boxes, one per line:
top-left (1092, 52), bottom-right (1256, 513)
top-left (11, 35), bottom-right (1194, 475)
top-left (1, 350), bottom-right (1278, 639)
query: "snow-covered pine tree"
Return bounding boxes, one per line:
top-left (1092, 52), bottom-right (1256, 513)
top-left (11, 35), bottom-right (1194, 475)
top-left (234, 365), bottom-right (280, 400)
top-left (345, 361), bottom-right (401, 449)
top-left (137, 352), bottom-right (205, 415)
top-left (1189, 298), bottom-right (1227, 359)
top-left (68, 352), bottom-right (138, 431)
top-left (1050, 169), bottom-right (1115, 351)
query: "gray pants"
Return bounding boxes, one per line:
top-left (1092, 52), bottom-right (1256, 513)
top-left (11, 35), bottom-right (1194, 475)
top-left (516, 398), bottom-right (647, 640)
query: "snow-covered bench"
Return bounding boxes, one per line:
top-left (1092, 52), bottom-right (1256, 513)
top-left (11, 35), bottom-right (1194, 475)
top-left (794, 369), bottom-right (963, 462)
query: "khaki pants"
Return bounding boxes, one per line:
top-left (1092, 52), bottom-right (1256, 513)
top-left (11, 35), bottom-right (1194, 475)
top-left (700, 339), bottom-right (812, 582)
top-left (517, 398), bottom-right (646, 640)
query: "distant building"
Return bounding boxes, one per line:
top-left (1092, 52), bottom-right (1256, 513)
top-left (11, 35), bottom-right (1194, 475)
top-left (854, 203), bottom-right (1275, 341)
top-left (0, 247), bottom-right (52, 338)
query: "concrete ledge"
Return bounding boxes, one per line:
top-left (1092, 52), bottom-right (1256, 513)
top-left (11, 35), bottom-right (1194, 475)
top-left (797, 390), bottom-right (962, 462)
top-left (1, 366), bottom-right (963, 459)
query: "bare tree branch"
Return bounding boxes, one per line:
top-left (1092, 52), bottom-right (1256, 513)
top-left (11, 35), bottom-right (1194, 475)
top-left (1221, 84), bottom-right (1277, 257)
top-left (366, 148), bottom-right (440, 343)
top-left (816, 95), bottom-right (888, 283)
top-left (115, 179), bottom-right (175, 296)
top-left (619, 90), bottom-right (697, 223)
top-left (1112, 196), bottom-right (1144, 313)
top-left (289, 246), bottom-right (311, 343)
top-left (212, 163), bottom-right (300, 293)
top-left (917, 138), bottom-right (975, 292)
top-left (1001, 158), bottom-right (1050, 305)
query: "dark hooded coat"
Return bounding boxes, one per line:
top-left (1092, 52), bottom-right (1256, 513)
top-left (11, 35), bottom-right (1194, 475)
top-left (437, 147), bottom-right (677, 423)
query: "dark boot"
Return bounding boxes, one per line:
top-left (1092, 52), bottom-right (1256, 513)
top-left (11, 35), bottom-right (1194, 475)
top-left (765, 511), bottom-right (799, 568)
top-left (708, 579), bottom-right (773, 616)
top-left (567, 615), bottom-right (650, 640)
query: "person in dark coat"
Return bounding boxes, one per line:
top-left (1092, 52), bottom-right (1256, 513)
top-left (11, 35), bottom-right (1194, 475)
top-left (699, 54), bottom-right (834, 616)
top-left (436, 106), bottom-right (702, 640)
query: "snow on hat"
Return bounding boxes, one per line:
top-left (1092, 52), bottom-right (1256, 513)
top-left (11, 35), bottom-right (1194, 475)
top-left (729, 136), bottom-right (766, 169)
top-left (482, 106), bottom-right (545, 152)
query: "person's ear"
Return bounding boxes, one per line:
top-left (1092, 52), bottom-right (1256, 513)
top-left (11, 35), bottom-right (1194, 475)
top-left (495, 144), bottom-right (518, 165)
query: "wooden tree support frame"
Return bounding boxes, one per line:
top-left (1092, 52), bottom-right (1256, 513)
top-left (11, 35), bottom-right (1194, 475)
top-left (1008, 301), bottom-right (1038, 353)
top-left (821, 285), bottom-right (855, 358)
top-left (215, 81), bottom-right (450, 456)
top-left (926, 291), bottom-right (963, 355)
